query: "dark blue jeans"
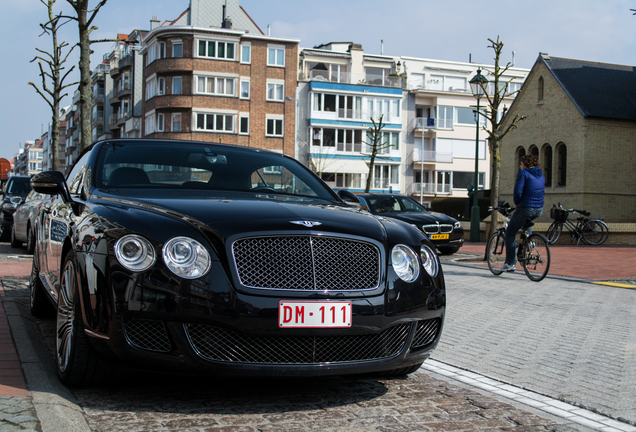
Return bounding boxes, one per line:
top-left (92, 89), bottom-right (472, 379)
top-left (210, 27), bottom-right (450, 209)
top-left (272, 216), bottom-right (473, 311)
top-left (505, 207), bottom-right (543, 265)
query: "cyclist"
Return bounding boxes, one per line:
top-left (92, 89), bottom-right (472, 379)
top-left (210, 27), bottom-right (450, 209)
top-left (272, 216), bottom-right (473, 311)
top-left (502, 154), bottom-right (545, 272)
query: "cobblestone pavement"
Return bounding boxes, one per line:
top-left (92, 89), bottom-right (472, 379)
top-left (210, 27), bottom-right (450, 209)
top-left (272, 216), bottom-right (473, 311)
top-left (2, 241), bottom-right (635, 431)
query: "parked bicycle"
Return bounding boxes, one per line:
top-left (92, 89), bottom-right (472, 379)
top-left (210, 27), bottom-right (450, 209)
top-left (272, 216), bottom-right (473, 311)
top-left (486, 203), bottom-right (551, 282)
top-left (546, 203), bottom-right (609, 245)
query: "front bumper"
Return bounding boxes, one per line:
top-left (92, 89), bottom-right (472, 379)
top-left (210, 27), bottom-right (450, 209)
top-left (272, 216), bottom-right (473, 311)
top-left (78, 253), bottom-right (446, 377)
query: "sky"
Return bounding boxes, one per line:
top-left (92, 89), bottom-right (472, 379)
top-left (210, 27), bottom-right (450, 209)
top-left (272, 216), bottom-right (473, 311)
top-left (1, 0), bottom-right (635, 160)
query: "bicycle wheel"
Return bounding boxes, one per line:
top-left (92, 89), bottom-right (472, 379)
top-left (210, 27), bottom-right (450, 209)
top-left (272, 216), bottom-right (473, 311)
top-left (521, 234), bottom-right (550, 282)
top-left (486, 232), bottom-right (506, 275)
top-left (546, 221), bottom-right (562, 244)
top-left (581, 220), bottom-right (609, 245)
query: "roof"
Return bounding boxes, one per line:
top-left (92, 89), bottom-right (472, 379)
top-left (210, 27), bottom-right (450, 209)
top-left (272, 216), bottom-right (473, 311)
top-left (541, 55), bottom-right (636, 121)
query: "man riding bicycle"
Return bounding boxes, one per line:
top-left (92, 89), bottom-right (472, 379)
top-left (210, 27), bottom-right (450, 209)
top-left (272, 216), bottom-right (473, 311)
top-left (502, 154), bottom-right (545, 272)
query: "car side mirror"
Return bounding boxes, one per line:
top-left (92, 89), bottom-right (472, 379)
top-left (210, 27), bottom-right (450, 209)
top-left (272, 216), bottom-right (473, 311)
top-left (337, 189), bottom-right (360, 204)
top-left (10, 196), bottom-right (22, 206)
top-left (31, 171), bottom-right (82, 216)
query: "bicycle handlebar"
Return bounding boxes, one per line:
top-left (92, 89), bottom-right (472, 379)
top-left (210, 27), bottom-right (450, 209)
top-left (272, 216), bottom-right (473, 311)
top-left (556, 202), bottom-right (590, 217)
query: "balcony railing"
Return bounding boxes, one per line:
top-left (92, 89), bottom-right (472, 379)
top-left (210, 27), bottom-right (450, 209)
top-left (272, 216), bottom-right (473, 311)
top-left (300, 71), bottom-right (405, 89)
top-left (412, 183), bottom-right (451, 194)
top-left (412, 117), bottom-right (435, 130)
top-left (108, 113), bottom-right (118, 127)
top-left (413, 150), bottom-right (453, 163)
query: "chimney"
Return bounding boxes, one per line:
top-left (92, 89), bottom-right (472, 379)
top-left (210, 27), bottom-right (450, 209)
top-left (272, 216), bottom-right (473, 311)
top-left (222, 17), bottom-right (232, 29)
top-left (150, 16), bottom-right (160, 30)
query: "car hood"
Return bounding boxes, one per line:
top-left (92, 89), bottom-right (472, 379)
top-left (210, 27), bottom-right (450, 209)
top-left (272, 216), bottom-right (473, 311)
top-left (380, 211), bottom-right (457, 226)
top-left (95, 191), bottom-right (389, 244)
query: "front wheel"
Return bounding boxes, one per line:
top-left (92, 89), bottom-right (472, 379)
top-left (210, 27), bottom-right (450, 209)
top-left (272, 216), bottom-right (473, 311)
top-left (546, 221), bottom-right (562, 244)
top-left (486, 232), bottom-right (505, 275)
top-left (56, 250), bottom-right (109, 386)
top-left (521, 234), bottom-right (550, 282)
top-left (581, 220), bottom-right (609, 245)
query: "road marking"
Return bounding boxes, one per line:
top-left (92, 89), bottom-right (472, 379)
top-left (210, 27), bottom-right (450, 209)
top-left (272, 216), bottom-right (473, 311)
top-left (422, 359), bottom-right (636, 432)
top-left (592, 282), bottom-right (636, 289)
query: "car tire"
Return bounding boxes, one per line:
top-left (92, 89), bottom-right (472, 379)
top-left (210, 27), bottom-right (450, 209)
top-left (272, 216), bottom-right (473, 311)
top-left (56, 250), bottom-right (109, 387)
top-left (437, 247), bottom-right (459, 256)
top-left (26, 225), bottom-right (35, 254)
top-left (10, 225), bottom-right (22, 248)
top-left (29, 248), bottom-right (54, 318)
top-left (0, 224), bottom-right (9, 242)
top-left (378, 362), bottom-right (423, 377)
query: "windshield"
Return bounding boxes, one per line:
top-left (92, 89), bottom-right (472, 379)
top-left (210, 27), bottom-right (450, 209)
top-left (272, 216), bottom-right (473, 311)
top-left (367, 196), bottom-right (427, 213)
top-left (94, 142), bottom-right (336, 201)
top-left (6, 177), bottom-right (32, 195)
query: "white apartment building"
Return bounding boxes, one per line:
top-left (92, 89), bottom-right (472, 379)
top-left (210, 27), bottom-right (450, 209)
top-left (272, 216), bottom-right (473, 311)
top-left (296, 43), bottom-right (529, 206)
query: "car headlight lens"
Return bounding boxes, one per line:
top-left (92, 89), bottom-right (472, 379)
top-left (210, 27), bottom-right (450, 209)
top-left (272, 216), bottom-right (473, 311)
top-left (162, 236), bottom-right (211, 279)
top-left (115, 235), bottom-right (156, 272)
top-left (420, 245), bottom-right (439, 277)
top-left (391, 245), bottom-right (420, 283)
top-left (453, 221), bottom-right (461, 229)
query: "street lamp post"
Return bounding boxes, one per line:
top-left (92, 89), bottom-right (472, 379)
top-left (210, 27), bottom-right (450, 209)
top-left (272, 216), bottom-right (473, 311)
top-left (469, 69), bottom-right (489, 242)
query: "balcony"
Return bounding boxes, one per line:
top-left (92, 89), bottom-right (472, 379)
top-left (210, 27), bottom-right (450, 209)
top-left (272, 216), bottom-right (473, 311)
top-left (413, 150), bottom-right (453, 164)
top-left (117, 110), bottom-right (131, 125)
top-left (108, 113), bottom-right (118, 127)
top-left (412, 117), bottom-right (436, 131)
top-left (92, 112), bottom-right (104, 127)
top-left (118, 54), bottom-right (133, 70)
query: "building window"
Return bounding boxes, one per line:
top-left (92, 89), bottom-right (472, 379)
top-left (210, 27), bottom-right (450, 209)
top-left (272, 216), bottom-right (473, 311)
top-left (336, 173), bottom-right (362, 189)
top-left (157, 77), bottom-right (165, 96)
top-left (436, 171), bottom-right (451, 193)
top-left (312, 128), bottom-right (336, 147)
top-left (337, 95), bottom-right (361, 119)
top-left (365, 67), bottom-right (390, 86)
top-left (172, 77), bottom-right (182, 95)
top-left (145, 79), bottom-right (156, 100)
top-left (538, 76), bottom-right (544, 102)
top-left (267, 83), bottom-right (284, 101)
top-left (240, 80), bottom-right (250, 99)
top-left (195, 113), bottom-right (234, 133)
top-left (312, 93), bottom-right (336, 112)
top-left (437, 106), bottom-right (454, 129)
top-left (336, 129), bottom-right (363, 152)
top-left (516, 147), bottom-right (526, 170)
top-left (268, 46), bottom-right (285, 66)
top-left (452, 171), bottom-right (485, 190)
top-left (372, 165), bottom-right (399, 189)
top-left (543, 144), bottom-right (553, 187)
top-left (196, 76), bottom-right (236, 96)
top-left (145, 114), bottom-right (155, 135)
top-left (171, 113), bottom-right (181, 132)
top-left (266, 117), bottom-right (283, 136)
top-left (241, 44), bottom-right (251, 64)
top-left (557, 143), bottom-right (567, 186)
top-left (197, 40), bottom-right (236, 60)
top-left (239, 114), bottom-right (249, 134)
top-left (172, 41), bottom-right (183, 58)
top-left (430, 75), bottom-right (467, 92)
top-left (157, 113), bottom-right (165, 132)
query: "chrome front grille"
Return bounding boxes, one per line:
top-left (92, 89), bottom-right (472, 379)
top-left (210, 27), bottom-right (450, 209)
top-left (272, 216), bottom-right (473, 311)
top-left (422, 224), bottom-right (453, 234)
top-left (123, 319), bottom-right (172, 353)
top-left (232, 235), bottom-right (381, 290)
top-left (185, 323), bottom-right (410, 364)
top-left (411, 318), bottom-right (440, 348)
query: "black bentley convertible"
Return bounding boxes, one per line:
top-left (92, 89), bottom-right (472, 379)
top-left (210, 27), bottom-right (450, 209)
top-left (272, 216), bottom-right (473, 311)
top-left (30, 139), bottom-right (445, 386)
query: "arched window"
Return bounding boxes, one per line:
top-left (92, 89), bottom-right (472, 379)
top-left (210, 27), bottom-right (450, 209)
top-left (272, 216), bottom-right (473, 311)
top-left (516, 147), bottom-right (526, 172)
top-left (529, 145), bottom-right (538, 158)
top-left (556, 143), bottom-right (567, 186)
top-left (542, 144), bottom-right (553, 187)
top-left (538, 76), bottom-right (544, 102)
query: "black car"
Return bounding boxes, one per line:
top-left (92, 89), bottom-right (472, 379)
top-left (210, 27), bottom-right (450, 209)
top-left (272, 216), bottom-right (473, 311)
top-left (0, 176), bottom-right (32, 242)
top-left (355, 193), bottom-right (464, 255)
top-left (29, 139), bottom-right (445, 386)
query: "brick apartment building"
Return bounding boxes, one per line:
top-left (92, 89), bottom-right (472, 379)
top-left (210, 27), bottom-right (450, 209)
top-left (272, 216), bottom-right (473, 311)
top-left (141, 0), bottom-right (299, 157)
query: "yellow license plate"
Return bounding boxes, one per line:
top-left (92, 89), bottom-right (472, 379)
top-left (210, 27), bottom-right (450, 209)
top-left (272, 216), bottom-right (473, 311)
top-left (430, 234), bottom-right (449, 240)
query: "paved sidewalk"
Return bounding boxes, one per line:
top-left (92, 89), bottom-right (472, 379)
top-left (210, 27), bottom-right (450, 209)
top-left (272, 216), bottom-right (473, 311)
top-left (450, 242), bottom-right (636, 285)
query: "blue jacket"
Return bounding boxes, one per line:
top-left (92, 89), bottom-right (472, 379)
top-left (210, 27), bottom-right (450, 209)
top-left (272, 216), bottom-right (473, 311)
top-left (513, 167), bottom-right (545, 208)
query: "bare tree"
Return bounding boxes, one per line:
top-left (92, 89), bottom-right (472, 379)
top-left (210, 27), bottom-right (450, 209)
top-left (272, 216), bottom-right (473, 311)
top-left (476, 37), bottom-right (527, 241)
top-left (28, 0), bottom-right (78, 171)
top-left (363, 116), bottom-right (393, 193)
top-left (64, 0), bottom-right (131, 151)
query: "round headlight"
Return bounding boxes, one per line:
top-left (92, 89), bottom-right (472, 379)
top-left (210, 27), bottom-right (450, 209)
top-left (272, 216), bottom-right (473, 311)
top-left (391, 245), bottom-right (420, 283)
top-left (115, 235), bottom-right (156, 272)
top-left (420, 245), bottom-right (439, 277)
top-left (162, 236), bottom-right (211, 279)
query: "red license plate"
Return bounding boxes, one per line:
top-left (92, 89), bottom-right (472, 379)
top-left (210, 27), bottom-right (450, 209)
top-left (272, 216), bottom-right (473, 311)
top-left (279, 301), bottom-right (352, 328)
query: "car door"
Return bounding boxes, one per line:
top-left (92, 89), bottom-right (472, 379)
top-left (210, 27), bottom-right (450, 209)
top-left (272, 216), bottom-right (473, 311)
top-left (41, 150), bottom-right (91, 292)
